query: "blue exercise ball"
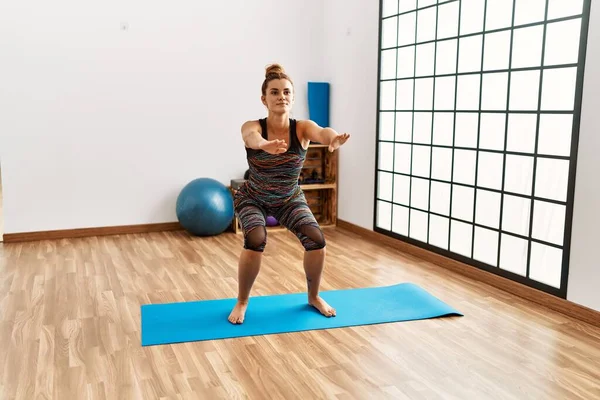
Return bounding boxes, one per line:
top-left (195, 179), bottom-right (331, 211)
top-left (176, 178), bottom-right (234, 236)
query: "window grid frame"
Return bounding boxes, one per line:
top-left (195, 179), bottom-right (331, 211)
top-left (374, 0), bottom-right (592, 299)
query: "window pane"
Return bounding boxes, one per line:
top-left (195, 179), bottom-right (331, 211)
top-left (541, 67), bottom-right (577, 111)
top-left (534, 158), bottom-right (570, 202)
top-left (504, 155), bottom-right (534, 196)
top-left (481, 72), bottom-right (508, 111)
top-left (380, 80), bottom-right (397, 111)
top-left (411, 177), bottom-right (430, 210)
top-left (483, 30), bottom-right (511, 71)
top-left (474, 226), bottom-right (499, 266)
top-left (397, 46), bottom-right (416, 78)
top-left (530, 243), bottom-right (563, 288)
top-left (398, 12), bottom-right (417, 46)
top-left (378, 142), bottom-right (395, 171)
top-left (510, 70), bottom-right (540, 111)
top-left (415, 43), bottom-right (435, 77)
top-left (477, 151), bottom-right (504, 190)
top-left (514, 0), bottom-right (545, 26)
top-left (500, 234), bottom-right (528, 276)
top-left (460, 0), bottom-right (485, 36)
top-left (511, 25), bottom-right (544, 69)
top-left (378, 171), bottom-right (394, 201)
top-left (382, 0), bottom-right (399, 17)
top-left (455, 113), bottom-right (479, 148)
top-left (417, 7), bottom-right (437, 43)
top-left (436, 39), bottom-right (458, 75)
top-left (458, 35), bottom-right (483, 73)
top-left (399, 0), bottom-right (417, 13)
top-left (396, 79), bottom-right (414, 110)
top-left (392, 204), bottom-right (409, 236)
top-left (451, 184), bottom-right (474, 222)
top-left (393, 174), bottom-right (411, 206)
top-left (538, 114), bottom-right (573, 157)
top-left (432, 112), bottom-right (454, 145)
top-left (450, 220), bottom-right (473, 257)
top-left (475, 189), bottom-right (501, 229)
top-left (532, 200), bottom-right (566, 246)
top-left (479, 113), bottom-right (506, 150)
top-left (394, 143), bottom-right (412, 174)
top-left (429, 214), bottom-right (449, 250)
top-left (430, 181), bottom-right (451, 215)
top-left (507, 114), bottom-right (537, 154)
top-left (381, 16), bottom-right (398, 49)
top-left (414, 78), bottom-right (434, 111)
top-left (434, 76), bottom-right (456, 110)
top-left (501, 194), bottom-right (531, 236)
top-left (547, 0), bottom-right (584, 19)
top-left (457, 74), bottom-right (481, 110)
top-left (380, 49), bottom-right (398, 80)
top-left (485, 0), bottom-right (513, 31)
top-left (377, 200), bottom-right (393, 231)
top-left (412, 145), bottom-right (431, 178)
top-left (437, 2), bottom-right (459, 40)
top-left (544, 19), bottom-right (582, 66)
top-left (431, 147), bottom-right (453, 182)
top-left (410, 208), bottom-right (429, 242)
top-left (379, 112), bottom-right (396, 141)
top-left (453, 149), bottom-right (477, 186)
top-left (413, 112), bottom-right (433, 143)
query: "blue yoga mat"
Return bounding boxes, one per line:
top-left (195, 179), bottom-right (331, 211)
top-left (140, 283), bottom-right (462, 346)
top-left (307, 81), bottom-right (330, 128)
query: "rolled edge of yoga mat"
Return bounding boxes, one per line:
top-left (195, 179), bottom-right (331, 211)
top-left (308, 82), bottom-right (330, 130)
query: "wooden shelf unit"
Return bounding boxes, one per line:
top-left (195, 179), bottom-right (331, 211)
top-left (230, 143), bottom-right (338, 234)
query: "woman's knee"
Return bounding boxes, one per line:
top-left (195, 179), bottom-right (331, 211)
top-left (244, 226), bottom-right (267, 252)
top-left (298, 224), bottom-right (326, 251)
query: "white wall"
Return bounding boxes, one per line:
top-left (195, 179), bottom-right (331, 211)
top-left (0, 0), bottom-right (324, 233)
top-left (567, 0), bottom-right (600, 312)
top-left (323, 0), bottom-right (379, 230)
top-left (326, 1), bottom-right (599, 312)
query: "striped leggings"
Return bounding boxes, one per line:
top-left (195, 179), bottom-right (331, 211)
top-left (234, 190), bottom-right (326, 252)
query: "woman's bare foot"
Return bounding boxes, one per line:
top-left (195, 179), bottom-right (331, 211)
top-left (308, 296), bottom-right (336, 317)
top-left (228, 300), bottom-right (249, 324)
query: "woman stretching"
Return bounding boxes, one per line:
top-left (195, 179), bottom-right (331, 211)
top-left (228, 63), bottom-right (350, 324)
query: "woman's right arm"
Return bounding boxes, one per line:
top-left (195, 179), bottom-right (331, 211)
top-left (241, 120), bottom-right (287, 154)
top-left (241, 120), bottom-right (266, 149)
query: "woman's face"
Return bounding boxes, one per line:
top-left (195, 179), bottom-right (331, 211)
top-left (262, 79), bottom-right (294, 113)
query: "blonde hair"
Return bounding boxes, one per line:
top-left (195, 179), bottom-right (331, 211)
top-left (261, 63), bottom-right (294, 95)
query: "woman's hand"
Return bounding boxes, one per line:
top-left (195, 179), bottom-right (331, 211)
top-left (259, 139), bottom-right (288, 154)
top-left (328, 133), bottom-right (350, 152)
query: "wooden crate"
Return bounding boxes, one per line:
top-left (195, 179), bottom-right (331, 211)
top-left (230, 144), bottom-right (338, 234)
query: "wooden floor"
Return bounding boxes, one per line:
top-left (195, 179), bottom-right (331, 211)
top-left (1, 227), bottom-right (599, 399)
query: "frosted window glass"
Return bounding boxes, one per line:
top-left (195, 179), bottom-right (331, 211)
top-left (396, 79), bottom-right (414, 110)
top-left (504, 155), bottom-right (534, 195)
top-left (481, 72), bottom-right (508, 111)
top-left (379, 112), bottom-right (395, 141)
top-left (501, 194), bottom-right (531, 236)
top-left (412, 145), bottom-right (431, 178)
top-left (377, 200), bottom-right (392, 230)
top-left (431, 147), bottom-right (453, 182)
top-left (434, 76), bottom-right (456, 110)
top-left (382, 16), bottom-right (398, 49)
top-left (484, 31), bottom-right (511, 71)
top-left (436, 39), bottom-right (458, 75)
top-left (392, 204), bottom-right (409, 236)
top-left (456, 74), bottom-right (481, 110)
top-left (474, 226), bottom-right (499, 266)
top-left (532, 201), bottom-right (566, 246)
top-left (378, 142), bottom-right (395, 171)
top-left (530, 243), bottom-right (563, 288)
top-left (510, 70), bottom-right (540, 111)
top-left (460, 0), bottom-right (485, 35)
top-left (547, 0), bottom-right (584, 19)
top-left (514, 0), bottom-right (545, 26)
top-left (411, 177), bottom-right (430, 211)
top-left (453, 149), bottom-right (477, 186)
top-left (393, 174), bottom-right (411, 206)
top-left (452, 184), bottom-right (474, 222)
top-left (432, 112), bottom-right (454, 145)
top-left (511, 26), bottom-right (544, 69)
top-left (380, 80), bottom-right (397, 111)
top-left (475, 189), bottom-right (501, 229)
top-left (417, 7), bottom-right (437, 43)
top-left (500, 234), bottom-right (528, 276)
top-left (458, 35), bottom-right (483, 73)
top-left (394, 143), bottom-right (412, 174)
top-left (430, 181), bottom-right (451, 215)
top-left (397, 46), bottom-right (416, 78)
top-left (378, 172), bottom-right (394, 202)
top-left (544, 19), bottom-right (582, 66)
top-left (477, 151), bottom-right (504, 190)
top-left (455, 113), bottom-right (479, 148)
top-left (437, 2), bottom-right (459, 40)
top-left (382, 0), bottom-right (399, 17)
top-left (415, 43), bottom-right (435, 77)
top-left (541, 67), bottom-right (577, 111)
top-left (450, 220), bottom-right (473, 257)
top-left (429, 215), bottom-right (449, 250)
top-left (413, 112), bottom-right (432, 144)
top-left (507, 114), bottom-right (537, 154)
top-left (410, 209), bottom-right (429, 242)
top-left (414, 78), bottom-right (434, 110)
top-left (535, 158), bottom-right (570, 202)
top-left (398, 12), bottom-right (417, 47)
top-left (479, 113), bottom-right (505, 150)
top-left (538, 114), bottom-right (573, 157)
top-left (485, 0), bottom-right (513, 31)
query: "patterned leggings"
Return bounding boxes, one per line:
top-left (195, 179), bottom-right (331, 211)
top-left (234, 190), bottom-right (326, 252)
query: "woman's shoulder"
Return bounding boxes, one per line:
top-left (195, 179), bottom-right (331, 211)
top-left (241, 119), bottom-right (263, 132)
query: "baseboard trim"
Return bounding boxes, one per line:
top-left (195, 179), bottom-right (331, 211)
top-left (336, 219), bottom-right (600, 328)
top-left (2, 222), bottom-right (183, 243)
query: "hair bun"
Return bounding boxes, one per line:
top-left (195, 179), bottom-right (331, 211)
top-left (265, 63), bottom-right (285, 77)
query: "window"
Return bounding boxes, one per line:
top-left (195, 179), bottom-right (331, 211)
top-left (375, 0), bottom-right (591, 298)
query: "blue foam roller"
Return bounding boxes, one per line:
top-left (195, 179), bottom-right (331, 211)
top-left (308, 82), bottom-right (330, 129)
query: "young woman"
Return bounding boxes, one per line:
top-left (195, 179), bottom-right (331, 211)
top-left (228, 63), bottom-right (350, 324)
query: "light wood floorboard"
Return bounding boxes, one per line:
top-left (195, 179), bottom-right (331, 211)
top-left (0, 227), bottom-right (599, 399)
